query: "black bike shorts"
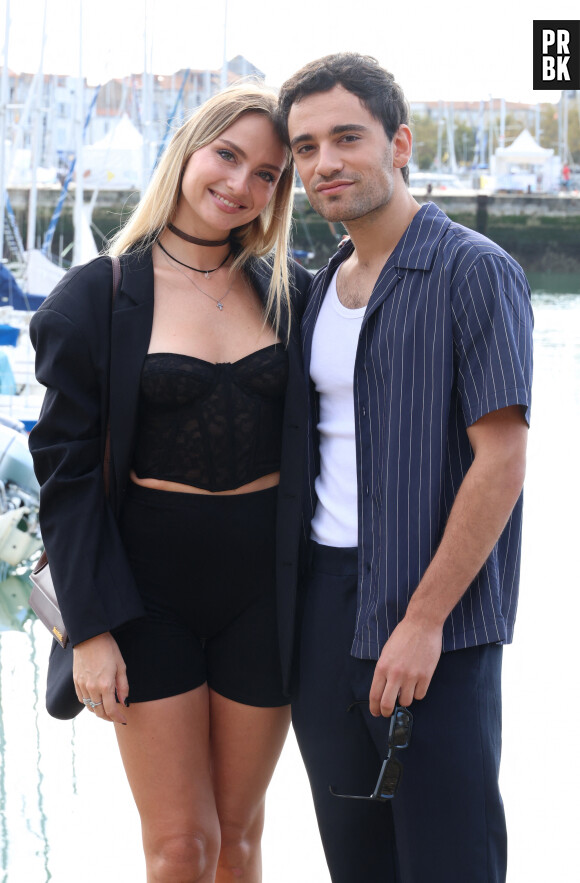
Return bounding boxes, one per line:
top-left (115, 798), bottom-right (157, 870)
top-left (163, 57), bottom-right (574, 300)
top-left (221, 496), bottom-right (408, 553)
top-left (113, 481), bottom-right (287, 707)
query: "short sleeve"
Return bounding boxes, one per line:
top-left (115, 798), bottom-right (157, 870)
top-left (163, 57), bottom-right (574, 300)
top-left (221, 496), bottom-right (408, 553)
top-left (451, 252), bottom-right (533, 427)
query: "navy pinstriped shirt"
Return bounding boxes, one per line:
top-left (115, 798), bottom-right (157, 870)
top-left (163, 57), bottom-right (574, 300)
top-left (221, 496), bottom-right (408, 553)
top-left (302, 202), bottom-right (534, 660)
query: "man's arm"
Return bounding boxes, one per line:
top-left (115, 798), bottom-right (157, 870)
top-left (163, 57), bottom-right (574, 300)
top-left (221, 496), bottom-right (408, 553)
top-left (369, 404), bottom-right (528, 717)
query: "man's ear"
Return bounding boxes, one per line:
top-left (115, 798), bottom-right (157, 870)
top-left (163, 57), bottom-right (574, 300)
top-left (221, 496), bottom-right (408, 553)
top-left (392, 125), bottom-right (413, 169)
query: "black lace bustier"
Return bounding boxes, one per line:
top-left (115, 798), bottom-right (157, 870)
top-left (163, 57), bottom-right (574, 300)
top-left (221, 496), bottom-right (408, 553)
top-left (132, 344), bottom-right (288, 492)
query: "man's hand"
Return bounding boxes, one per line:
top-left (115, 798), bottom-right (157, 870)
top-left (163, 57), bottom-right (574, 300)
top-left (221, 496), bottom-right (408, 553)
top-left (368, 405), bottom-right (528, 718)
top-left (369, 617), bottom-right (443, 717)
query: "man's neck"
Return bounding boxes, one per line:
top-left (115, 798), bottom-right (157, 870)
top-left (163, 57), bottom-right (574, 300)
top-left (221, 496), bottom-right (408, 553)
top-left (343, 188), bottom-right (421, 269)
top-left (334, 188), bottom-right (421, 310)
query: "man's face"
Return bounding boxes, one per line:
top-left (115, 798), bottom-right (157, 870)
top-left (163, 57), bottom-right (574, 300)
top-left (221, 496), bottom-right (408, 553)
top-left (287, 84), bottom-right (405, 224)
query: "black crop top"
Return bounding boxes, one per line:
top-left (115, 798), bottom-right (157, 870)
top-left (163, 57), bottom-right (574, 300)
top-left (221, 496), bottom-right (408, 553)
top-left (132, 344), bottom-right (288, 492)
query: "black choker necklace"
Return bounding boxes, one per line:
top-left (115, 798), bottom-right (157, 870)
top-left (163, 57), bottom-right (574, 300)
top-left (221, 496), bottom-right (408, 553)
top-left (157, 239), bottom-right (232, 278)
top-left (168, 222), bottom-right (230, 247)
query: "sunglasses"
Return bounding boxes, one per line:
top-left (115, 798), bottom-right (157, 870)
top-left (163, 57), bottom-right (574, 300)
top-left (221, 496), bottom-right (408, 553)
top-left (329, 702), bottom-right (413, 803)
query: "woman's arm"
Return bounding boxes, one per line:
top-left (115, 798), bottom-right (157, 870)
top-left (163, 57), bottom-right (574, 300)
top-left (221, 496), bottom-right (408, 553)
top-left (29, 264), bottom-right (144, 646)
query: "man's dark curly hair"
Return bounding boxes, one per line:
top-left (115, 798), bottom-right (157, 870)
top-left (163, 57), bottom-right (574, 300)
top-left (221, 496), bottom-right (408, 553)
top-left (277, 53), bottom-right (410, 184)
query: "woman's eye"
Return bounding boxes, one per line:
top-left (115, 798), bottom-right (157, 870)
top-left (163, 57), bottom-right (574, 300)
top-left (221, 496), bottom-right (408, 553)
top-left (217, 149), bottom-right (235, 162)
top-left (258, 171), bottom-right (275, 183)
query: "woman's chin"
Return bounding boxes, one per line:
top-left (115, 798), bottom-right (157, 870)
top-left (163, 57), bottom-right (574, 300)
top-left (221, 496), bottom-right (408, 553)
top-left (174, 211), bottom-right (249, 238)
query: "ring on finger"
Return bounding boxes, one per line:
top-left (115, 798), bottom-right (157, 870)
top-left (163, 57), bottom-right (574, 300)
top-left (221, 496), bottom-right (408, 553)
top-left (83, 698), bottom-right (103, 710)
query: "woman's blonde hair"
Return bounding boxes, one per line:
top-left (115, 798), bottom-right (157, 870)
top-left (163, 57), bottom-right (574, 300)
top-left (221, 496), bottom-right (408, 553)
top-left (108, 81), bottom-right (295, 331)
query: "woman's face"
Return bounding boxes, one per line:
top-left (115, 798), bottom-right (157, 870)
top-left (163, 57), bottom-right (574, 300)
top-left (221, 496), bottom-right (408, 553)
top-left (173, 113), bottom-right (287, 237)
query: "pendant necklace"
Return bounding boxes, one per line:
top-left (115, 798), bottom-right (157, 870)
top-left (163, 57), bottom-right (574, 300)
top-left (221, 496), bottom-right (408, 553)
top-left (157, 239), bottom-right (232, 279)
top-left (158, 244), bottom-right (235, 311)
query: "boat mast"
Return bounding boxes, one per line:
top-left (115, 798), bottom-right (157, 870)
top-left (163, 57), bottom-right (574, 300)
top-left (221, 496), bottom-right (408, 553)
top-left (488, 95), bottom-right (494, 172)
top-left (221, 0), bottom-right (228, 89)
top-left (72, 0), bottom-right (85, 266)
top-left (446, 102), bottom-right (457, 174)
top-left (140, 0), bottom-right (153, 194)
top-left (0, 0), bottom-right (10, 260)
top-left (26, 0), bottom-right (48, 253)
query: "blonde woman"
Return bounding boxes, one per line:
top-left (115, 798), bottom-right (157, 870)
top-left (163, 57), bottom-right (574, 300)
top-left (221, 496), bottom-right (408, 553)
top-left (29, 83), bottom-right (311, 883)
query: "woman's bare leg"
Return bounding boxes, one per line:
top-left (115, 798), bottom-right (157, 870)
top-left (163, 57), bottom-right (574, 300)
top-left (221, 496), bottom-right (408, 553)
top-left (209, 691), bottom-right (291, 882)
top-left (115, 685), bottom-right (221, 883)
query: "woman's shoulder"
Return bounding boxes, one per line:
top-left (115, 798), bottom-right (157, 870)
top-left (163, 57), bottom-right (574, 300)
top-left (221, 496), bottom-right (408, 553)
top-left (247, 253), bottom-right (312, 283)
top-left (247, 254), bottom-right (312, 301)
top-left (288, 258), bottom-right (313, 296)
top-left (32, 248), bottom-right (152, 329)
top-left (35, 254), bottom-right (115, 321)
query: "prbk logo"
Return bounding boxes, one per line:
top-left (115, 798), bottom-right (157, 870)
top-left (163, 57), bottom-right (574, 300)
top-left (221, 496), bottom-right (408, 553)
top-left (533, 21), bottom-right (580, 89)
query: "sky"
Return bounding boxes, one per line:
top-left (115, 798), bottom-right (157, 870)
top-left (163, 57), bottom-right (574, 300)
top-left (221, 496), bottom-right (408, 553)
top-left (2, 0), bottom-right (578, 106)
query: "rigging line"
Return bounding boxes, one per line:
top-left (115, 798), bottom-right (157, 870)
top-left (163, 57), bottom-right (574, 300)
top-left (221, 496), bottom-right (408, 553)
top-left (40, 86), bottom-right (102, 256)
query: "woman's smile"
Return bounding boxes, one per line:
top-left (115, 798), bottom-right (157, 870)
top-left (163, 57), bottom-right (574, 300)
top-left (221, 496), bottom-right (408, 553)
top-left (209, 188), bottom-right (246, 212)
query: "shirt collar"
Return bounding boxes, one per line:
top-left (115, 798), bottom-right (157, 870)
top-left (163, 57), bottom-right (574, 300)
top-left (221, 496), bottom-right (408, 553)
top-left (324, 202), bottom-right (452, 274)
top-left (392, 202), bottom-right (452, 270)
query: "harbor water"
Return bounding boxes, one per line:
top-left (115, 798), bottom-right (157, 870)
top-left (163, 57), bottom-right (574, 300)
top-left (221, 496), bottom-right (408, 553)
top-left (0, 277), bottom-right (579, 882)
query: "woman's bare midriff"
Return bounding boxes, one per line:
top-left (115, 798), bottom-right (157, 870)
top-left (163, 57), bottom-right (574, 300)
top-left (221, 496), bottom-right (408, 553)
top-left (129, 469), bottom-right (280, 496)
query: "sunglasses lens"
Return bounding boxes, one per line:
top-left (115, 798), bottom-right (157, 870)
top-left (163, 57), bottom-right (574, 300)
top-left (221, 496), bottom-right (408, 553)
top-left (391, 708), bottom-right (412, 748)
top-left (376, 756), bottom-right (402, 799)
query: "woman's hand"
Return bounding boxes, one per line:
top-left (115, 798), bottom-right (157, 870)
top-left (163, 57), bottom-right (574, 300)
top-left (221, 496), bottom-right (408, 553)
top-left (73, 632), bottom-right (129, 724)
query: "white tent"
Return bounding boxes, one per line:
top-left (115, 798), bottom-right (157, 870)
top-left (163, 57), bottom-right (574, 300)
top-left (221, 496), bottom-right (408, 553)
top-left (83, 114), bottom-right (143, 189)
top-left (492, 129), bottom-right (557, 193)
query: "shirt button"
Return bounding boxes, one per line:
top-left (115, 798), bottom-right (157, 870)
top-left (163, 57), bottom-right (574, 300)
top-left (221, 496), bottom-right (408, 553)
top-left (365, 484), bottom-right (370, 495)
top-left (361, 405), bottom-right (366, 417)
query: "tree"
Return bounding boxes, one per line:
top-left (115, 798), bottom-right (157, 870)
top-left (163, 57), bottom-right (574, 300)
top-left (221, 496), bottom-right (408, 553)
top-left (539, 104), bottom-right (559, 151)
top-left (567, 105), bottom-right (580, 164)
top-left (453, 122), bottom-right (476, 168)
top-left (539, 101), bottom-right (579, 163)
top-left (410, 115), bottom-right (438, 170)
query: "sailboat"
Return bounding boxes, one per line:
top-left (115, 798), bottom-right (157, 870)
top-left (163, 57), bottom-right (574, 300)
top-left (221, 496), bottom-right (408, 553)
top-left (0, 2), bottom-right (55, 591)
top-left (0, 0), bottom-right (105, 428)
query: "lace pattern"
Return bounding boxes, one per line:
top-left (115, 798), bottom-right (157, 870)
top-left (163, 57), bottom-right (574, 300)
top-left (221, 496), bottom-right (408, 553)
top-left (132, 344), bottom-right (288, 491)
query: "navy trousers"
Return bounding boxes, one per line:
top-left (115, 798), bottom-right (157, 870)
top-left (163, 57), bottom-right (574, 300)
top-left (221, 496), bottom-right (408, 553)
top-left (292, 543), bottom-right (507, 883)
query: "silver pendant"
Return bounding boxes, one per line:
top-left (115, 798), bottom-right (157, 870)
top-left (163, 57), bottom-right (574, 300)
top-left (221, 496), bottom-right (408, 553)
top-left (205, 271), bottom-right (210, 280)
top-left (217, 302), bottom-right (224, 311)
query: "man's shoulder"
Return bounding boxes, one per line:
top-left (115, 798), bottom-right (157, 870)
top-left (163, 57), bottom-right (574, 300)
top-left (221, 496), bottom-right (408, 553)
top-left (430, 216), bottom-right (532, 333)
top-left (437, 214), bottom-right (523, 274)
top-left (420, 215), bottom-right (528, 305)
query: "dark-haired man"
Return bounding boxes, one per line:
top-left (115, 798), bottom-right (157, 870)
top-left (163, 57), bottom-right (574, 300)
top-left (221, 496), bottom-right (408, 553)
top-left (279, 54), bottom-right (533, 882)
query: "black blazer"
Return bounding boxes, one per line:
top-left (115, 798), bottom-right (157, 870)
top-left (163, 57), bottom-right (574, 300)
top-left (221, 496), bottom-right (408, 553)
top-left (29, 247), bottom-right (311, 693)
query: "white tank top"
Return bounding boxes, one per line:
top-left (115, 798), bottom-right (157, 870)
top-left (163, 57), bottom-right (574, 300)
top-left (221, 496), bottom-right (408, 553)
top-left (310, 267), bottom-right (365, 547)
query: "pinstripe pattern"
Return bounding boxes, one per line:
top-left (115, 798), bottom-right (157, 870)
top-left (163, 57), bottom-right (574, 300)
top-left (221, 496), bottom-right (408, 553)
top-left (302, 203), bottom-right (533, 660)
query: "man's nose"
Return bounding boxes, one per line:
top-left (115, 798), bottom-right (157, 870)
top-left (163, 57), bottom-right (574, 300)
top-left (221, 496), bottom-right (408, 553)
top-left (315, 144), bottom-right (343, 178)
